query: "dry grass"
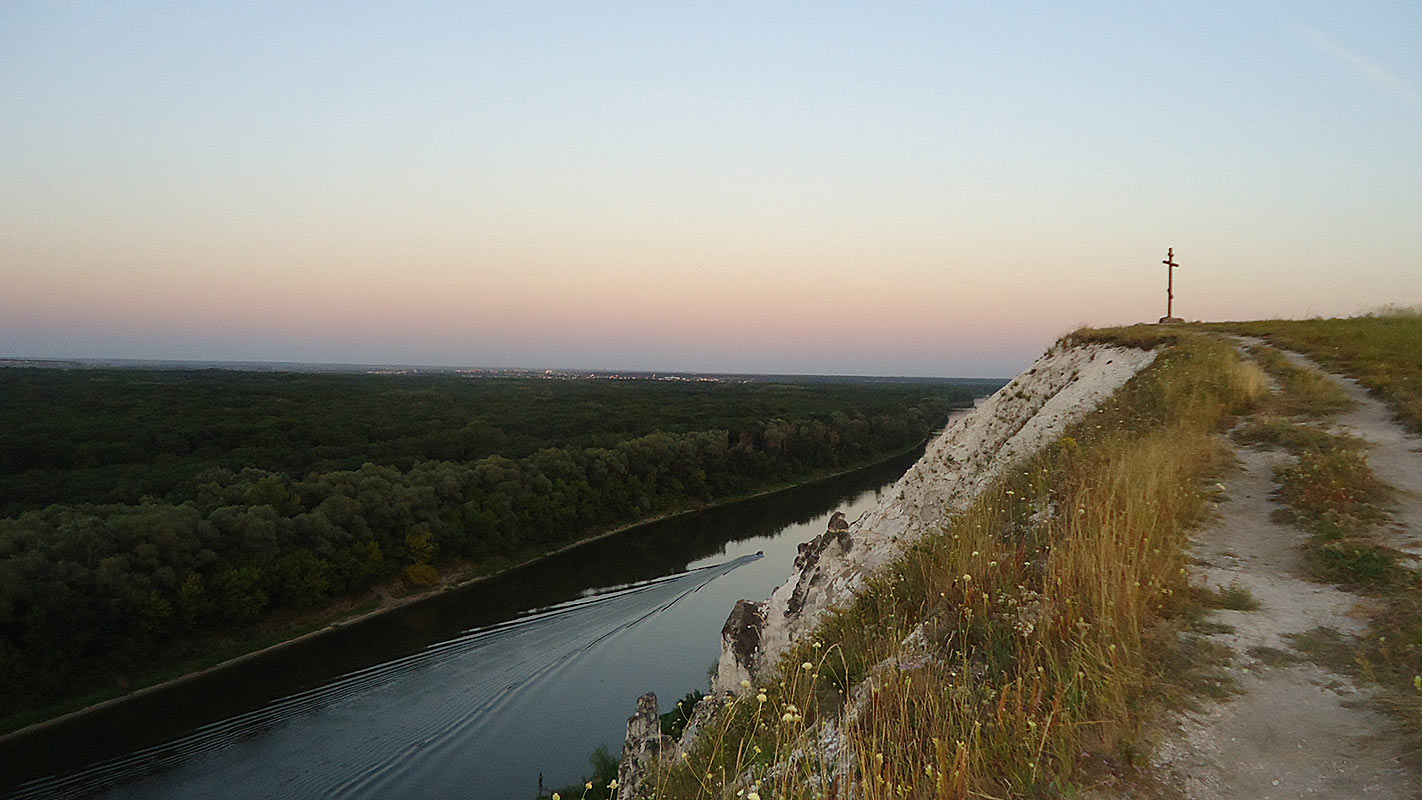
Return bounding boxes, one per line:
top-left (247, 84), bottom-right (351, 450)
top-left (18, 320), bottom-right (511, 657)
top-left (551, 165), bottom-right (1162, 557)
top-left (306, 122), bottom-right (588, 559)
top-left (1066, 323), bottom-right (1191, 352)
top-left (1243, 344), bottom-right (1356, 418)
top-left (1202, 309), bottom-right (1422, 435)
top-left (642, 332), bottom-right (1266, 799)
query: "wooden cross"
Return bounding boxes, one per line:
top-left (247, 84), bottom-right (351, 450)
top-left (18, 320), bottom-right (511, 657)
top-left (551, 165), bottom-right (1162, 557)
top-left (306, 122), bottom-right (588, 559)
top-left (1162, 247), bottom-right (1179, 321)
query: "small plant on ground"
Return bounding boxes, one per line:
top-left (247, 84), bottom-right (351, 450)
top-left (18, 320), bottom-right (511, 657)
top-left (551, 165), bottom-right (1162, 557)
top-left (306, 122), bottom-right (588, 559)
top-left (1198, 583), bottom-right (1261, 611)
top-left (1246, 645), bottom-right (1300, 668)
top-left (661, 691), bottom-right (705, 740)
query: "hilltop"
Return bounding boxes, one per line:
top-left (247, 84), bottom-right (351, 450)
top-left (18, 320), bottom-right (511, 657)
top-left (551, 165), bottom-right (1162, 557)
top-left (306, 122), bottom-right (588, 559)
top-left (612, 312), bottom-right (1422, 799)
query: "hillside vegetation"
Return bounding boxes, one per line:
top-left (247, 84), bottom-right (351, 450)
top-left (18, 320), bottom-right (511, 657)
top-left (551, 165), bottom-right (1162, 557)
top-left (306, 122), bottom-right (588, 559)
top-left (636, 312), bottom-right (1421, 799)
top-left (0, 372), bottom-right (978, 731)
top-left (644, 329), bottom-right (1266, 798)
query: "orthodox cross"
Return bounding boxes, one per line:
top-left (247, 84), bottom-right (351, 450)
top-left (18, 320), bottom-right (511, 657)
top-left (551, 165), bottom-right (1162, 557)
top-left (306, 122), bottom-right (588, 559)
top-left (1161, 247), bottom-right (1179, 321)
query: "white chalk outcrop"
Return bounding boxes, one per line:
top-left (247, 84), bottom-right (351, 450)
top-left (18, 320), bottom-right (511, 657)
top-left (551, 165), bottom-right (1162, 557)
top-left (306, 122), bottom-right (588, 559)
top-left (711, 341), bottom-right (1158, 692)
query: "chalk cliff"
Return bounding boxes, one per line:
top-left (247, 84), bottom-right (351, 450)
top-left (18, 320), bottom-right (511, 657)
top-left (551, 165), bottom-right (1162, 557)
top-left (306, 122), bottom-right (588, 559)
top-left (710, 340), bottom-right (1157, 692)
top-left (620, 339), bottom-right (1159, 786)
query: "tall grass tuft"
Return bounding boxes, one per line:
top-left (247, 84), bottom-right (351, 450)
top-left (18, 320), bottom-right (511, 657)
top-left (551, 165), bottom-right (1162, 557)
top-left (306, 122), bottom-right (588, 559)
top-left (1243, 345), bottom-right (1356, 418)
top-left (1201, 310), bottom-right (1422, 435)
top-left (644, 331), bottom-right (1266, 799)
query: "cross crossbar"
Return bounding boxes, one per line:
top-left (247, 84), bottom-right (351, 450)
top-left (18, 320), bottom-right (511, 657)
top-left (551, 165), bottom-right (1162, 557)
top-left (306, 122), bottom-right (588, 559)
top-left (1162, 247), bottom-right (1179, 320)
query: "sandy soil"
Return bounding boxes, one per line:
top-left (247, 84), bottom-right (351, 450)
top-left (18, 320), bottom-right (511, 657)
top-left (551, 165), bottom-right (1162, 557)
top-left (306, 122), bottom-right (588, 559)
top-left (1146, 345), bottom-right (1422, 799)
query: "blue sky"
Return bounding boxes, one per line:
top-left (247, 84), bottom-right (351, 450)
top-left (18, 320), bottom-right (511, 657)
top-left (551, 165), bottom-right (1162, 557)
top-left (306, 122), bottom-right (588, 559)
top-left (2, 2), bottom-right (1418, 376)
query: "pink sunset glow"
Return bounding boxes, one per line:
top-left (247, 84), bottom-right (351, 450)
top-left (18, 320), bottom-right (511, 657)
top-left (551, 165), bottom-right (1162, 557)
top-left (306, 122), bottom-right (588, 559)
top-left (3, 4), bottom-right (1418, 376)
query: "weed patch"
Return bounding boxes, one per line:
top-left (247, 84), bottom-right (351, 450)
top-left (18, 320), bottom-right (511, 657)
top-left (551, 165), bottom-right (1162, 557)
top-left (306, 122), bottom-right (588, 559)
top-left (1198, 583), bottom-right (1261, 611)
top-left (1307, 540), bottom-right (1402, 589)
top-left (1246, 645), bottom-right (1301, 668)
top-left (1284, 626), bottom-right (1358, 673)
top-left (1189, 619), bottom-right (1237, 636)
top-left (1275, 448), bottom-right (1391, 523)
top-left (1231, 416), bottom-right (1337, 451)
top-left (1167, 634), bottom-right (1240, 704)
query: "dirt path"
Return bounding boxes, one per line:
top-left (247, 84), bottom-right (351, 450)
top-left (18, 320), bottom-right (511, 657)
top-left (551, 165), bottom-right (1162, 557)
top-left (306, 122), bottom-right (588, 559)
top-left (1147, 345), bottom-right (1422, 799)
top-left (1279, 349), bottom-right (1422, 561)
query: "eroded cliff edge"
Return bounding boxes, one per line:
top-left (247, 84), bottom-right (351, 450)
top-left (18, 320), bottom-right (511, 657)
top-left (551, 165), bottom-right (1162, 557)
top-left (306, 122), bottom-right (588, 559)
top-left (618, 339), bottom-right (1159, 794)
top-left (710, 341), bottom-right (1158, 694)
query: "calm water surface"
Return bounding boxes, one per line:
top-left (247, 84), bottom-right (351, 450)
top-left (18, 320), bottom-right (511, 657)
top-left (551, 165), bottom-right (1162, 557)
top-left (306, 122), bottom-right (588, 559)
top-left (1, 450), bottom-right (923, 800)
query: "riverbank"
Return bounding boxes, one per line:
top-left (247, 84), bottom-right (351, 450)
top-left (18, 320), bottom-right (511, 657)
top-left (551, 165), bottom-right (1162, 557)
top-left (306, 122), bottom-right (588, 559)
top-left (0, 422), bottom-right (969, 742)
top-left (1, 434), bottom-right (943, 799)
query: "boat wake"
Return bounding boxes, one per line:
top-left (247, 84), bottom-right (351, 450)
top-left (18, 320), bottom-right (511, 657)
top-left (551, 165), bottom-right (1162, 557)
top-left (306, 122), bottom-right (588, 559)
top-left (9, 553), bottom-right (760, 800)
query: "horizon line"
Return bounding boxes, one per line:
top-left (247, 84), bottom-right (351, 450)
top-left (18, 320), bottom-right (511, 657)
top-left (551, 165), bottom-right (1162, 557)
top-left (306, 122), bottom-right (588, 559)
top-left (0, 355), bottom-right (1012, 382)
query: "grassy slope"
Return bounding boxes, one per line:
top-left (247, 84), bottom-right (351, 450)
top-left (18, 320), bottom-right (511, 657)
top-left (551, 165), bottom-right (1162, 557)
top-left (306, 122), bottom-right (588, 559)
top-left (647, 328), bottom-right (1267, 798)
top-left (638, 312), bottom-right (1422, 800)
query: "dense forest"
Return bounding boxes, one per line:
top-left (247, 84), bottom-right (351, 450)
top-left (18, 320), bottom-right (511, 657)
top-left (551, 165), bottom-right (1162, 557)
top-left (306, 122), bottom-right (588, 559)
top-left (0, 368), bottom-right (989, 723)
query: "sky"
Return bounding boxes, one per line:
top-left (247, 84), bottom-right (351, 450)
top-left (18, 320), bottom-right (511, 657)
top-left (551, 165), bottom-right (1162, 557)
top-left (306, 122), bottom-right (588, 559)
top-left (2, 2), bottom-right (1419, 377)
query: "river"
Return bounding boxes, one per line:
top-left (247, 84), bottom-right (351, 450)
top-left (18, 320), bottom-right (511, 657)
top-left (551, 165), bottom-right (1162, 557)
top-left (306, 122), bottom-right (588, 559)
top-left (0, 449), bottom-right (923, 800)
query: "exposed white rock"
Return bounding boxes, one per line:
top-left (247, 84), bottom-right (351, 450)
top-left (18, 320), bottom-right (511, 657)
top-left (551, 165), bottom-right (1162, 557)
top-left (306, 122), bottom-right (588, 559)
top-left (618, 692), bottom-right (673, 798)
top-left (712, 341), bottom-right (1158, 693)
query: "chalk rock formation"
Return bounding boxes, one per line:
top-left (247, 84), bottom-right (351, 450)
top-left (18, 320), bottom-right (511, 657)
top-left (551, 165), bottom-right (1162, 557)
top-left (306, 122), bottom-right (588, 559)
top-left (710, 342), bottom-right (1158, 693)
top-left (713, 599), bottom-right (765, 691)
top-left (618, 692), bottom-right (672, 798)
